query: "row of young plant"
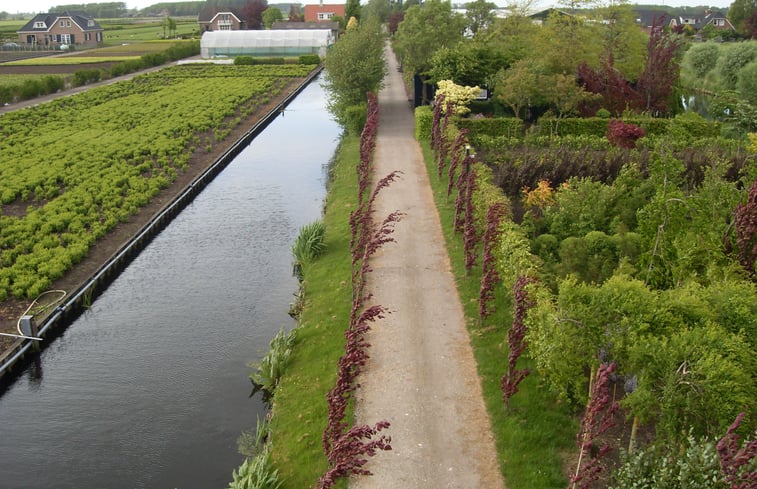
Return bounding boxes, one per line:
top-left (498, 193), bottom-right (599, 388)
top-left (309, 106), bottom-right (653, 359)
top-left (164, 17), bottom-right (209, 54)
top-left (423, 93), bottom-right (757, 488)
top-left (0, 41), bottom-right (201, 105)
top-left (230, 93), bottom-right (397, 489)
top-left (0, 63), bottom-right (316, 301)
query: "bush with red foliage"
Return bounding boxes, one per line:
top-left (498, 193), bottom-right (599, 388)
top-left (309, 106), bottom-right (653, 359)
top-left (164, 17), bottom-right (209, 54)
top-left (319, 93), bottom-right (401, 489)
top-left (717, 412), bottom-right (757, 488)
top-left (568, 362), bottom-right (619, 489)
top-left (479, 202), bottom-right (509, 319)
top-left (501, 275), bottom-right (535, 409)
top-left (605, 119), bottom-right (646, 149)
top-left (733, 178), bottom-right (757, 276)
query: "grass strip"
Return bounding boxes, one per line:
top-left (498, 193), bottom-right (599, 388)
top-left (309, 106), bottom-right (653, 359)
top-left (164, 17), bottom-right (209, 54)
top-left (418, 141), bottom-right (578, 489)
top-left (268, 134), bottom-right (357, 488)
top-left (4, 56), bottom-right (140, 65)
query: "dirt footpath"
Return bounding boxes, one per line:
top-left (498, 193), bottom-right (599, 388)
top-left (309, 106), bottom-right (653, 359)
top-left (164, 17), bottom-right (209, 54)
top-left (350, 45), bottom-right (506, 489)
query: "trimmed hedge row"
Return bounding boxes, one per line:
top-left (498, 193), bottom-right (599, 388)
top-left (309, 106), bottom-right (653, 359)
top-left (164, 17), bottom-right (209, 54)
top-left (456, 116), bottom-right (524, 138)
top-left (536, 114), bottom-right (721, 139)
top-left (0, 75), bottom-right (65, 105)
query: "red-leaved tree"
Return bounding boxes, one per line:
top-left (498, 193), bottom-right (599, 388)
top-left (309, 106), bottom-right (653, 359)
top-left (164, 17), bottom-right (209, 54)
top-left (635, 17), bottom-right (683, 116)
top-left (568, 362), bottom-right (619, 489)
top-left (733, 177), bottom-right (757, 276)
top-left (319, 92), bottom-right (400, 489)
top-left (717, 412), bottom-right (757, 489)
top-left (605, 119), bottom-right (646, 149)
top-left (479, 202), bottom-right (509, 319)
top-left (501, 274), bottom-right (535, 409)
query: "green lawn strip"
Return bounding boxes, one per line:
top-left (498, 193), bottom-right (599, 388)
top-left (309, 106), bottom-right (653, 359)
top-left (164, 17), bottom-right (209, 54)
top-left (418, 141), bottom-right (578, 489)
top-left (268, 134), bottom-right (357, 489)
top-left (4, 56), bottom-right (140, 65)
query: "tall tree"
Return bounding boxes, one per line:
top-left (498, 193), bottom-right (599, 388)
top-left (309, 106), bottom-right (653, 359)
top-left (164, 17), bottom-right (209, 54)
top-left (262, 6), bottom-right (283, 28)
top-left (242, 0), bottom-right (267, 29)
top-left (288, 4), bottom-right (303, 21)
top-left (393, 0), bottom-right (466, 76)
top-left (635, 18), bottom-right (683, 114)
top-left (427, 41), bottom-right (509, 87)
top-left (362, 0), bottom-right (391, 23)
top-left (728, 0), bottom-right (757, 36)
top-left (536, 9), bottom-right (600, 76)
top-left (323, 19), bottom-right (387, 126)
top-left (465, 0), bottom-right (497, 35)
top-left (592, 0), bottom-right (646, 80)
top-left (483, 14), bottom-right (541, 68)
top-left (345, 0), bottom-right (361, 21)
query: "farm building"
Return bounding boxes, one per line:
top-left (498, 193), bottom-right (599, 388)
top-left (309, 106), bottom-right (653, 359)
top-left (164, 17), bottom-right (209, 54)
top-left (200, 29), bottom-right (333, 58)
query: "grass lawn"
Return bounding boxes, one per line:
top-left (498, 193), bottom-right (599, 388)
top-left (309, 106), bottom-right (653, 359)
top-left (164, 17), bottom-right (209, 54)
top-left (3, 56), bottom-right (139, 65)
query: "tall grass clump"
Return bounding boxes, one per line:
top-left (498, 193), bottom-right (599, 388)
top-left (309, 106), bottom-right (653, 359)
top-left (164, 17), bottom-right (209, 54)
top-left (291, 220), bottom-right (326, 279)
top-left (227, 446), bottom-right (282, 489)
top-left (248, 327), bottom-right (296, 397)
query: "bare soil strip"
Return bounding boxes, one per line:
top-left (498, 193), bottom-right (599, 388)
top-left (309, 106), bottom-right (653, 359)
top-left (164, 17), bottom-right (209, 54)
top-left (350, 45), bottom-right (506, 489)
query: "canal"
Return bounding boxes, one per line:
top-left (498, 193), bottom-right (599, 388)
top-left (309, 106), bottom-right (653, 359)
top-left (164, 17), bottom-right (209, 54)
top-left (0, 75), bottom-right (340, 488)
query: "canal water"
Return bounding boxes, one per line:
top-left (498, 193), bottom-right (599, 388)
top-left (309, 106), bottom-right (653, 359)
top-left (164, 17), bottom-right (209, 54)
top-left (0, 76), bottom-right (340, 489)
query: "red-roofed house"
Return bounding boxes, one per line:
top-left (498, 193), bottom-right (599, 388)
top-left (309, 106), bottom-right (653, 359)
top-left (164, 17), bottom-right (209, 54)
top-left (304, 2), bottom-right (346, 22)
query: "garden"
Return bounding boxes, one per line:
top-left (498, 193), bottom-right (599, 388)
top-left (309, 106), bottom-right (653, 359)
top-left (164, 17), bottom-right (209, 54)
top-left (234, 0), bottom-right (757, 487)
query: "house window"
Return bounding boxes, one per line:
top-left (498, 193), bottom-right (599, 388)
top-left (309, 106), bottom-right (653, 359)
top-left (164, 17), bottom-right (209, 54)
top-left (66, 20), bottom-right (71, 27)
top-left (88, 19), bottom-right (95, 26)
top-left (318, 12), bottom-right (334, 20)
top-left (219, 24), bottom-right (231, 30)
top-left (85, 32), bottom-right (91, 41)
top-left (60, 20), bottom-right (65, 27)
top-left (34, 21), bottom-right (46, 28)
top-left (715, 18), bottom-right (725, 26)
top-left (61, 33), bottom-right (71, 44)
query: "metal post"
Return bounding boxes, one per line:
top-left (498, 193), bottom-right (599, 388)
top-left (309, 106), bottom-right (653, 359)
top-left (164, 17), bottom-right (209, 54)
top-left (19, 315), bottom-right (40, 351)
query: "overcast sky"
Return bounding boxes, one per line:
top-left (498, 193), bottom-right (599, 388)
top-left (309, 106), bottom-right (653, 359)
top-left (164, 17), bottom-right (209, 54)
top-left (11, 0), bottom-right (733, 16)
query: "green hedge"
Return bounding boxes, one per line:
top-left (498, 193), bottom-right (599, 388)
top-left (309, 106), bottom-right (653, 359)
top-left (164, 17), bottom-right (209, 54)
top-left (344, 103), bottom-right (367, 135)
top-left (456, 117), bottom-right (524, 138)
top-left (415, 105), bottom-right (433, 141)
top-left (537, 115), bottom-right (721, 139)
top-left (298, 54), bottom-right (320, 65)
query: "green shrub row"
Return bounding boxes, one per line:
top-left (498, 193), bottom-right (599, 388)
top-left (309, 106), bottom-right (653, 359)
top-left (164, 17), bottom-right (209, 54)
top-left (536, 114), bottom-right (721, 139)
top-left (234, 56), bottom-right (289, 66)
top-left (0, 75), bottom-right (65, 105)
top-left (456, 116), bottom-right (524, 138)
top-left (414, 105), bottom-right (432, 140)
top-left (344, 103), bottom-right (367, 135)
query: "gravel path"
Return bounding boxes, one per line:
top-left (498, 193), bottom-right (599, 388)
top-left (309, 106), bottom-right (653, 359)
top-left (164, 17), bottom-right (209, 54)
top-left (350, 44), bottom-right (506, 489)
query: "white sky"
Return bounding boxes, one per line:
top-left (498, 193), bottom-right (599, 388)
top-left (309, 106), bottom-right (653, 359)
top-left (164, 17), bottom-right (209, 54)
top-left (7, 0), bottom-right (733, 15)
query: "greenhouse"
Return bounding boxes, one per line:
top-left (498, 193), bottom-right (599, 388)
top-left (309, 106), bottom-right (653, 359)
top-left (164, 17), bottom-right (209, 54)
top-left (200, 29), bottom-right (333, 58)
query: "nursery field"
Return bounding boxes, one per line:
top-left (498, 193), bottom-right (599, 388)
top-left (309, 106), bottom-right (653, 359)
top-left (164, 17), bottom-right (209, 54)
top-left (422, 103), bottom-right (757, 487)
top-left (0, 63), bottom-right (316, 348)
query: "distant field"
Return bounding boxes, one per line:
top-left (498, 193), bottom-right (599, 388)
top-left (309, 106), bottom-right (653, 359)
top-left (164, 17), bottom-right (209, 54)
top-left (100, 18), bottom-right (199, 44)
top-left (68, 41), bottom-right (176, 56)
top-left (0, 20), bottom-right (25, 41)
top-left (0, 17), bottom-right (198, 46)
top-left (4, 56), bottom-right (140, 66)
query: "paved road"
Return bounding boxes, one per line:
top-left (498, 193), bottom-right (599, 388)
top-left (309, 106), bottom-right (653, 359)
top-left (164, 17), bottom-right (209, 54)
top-left (350, 44), bottom-right (506, 489)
